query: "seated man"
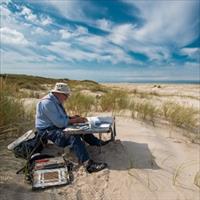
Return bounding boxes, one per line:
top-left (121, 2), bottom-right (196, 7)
top-left (35, 82), bottom-right (108, 173)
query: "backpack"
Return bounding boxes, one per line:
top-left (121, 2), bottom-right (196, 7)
top-left (13, 131), bottom-right (47, 160)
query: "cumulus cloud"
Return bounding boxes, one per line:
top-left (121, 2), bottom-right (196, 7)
top-left (0, 27), bottom-right (29, 45)
top-left (18, 5), bottom-right (52, 26)
top-left (40, 16), bottom-right (52, 25)
top-left (20, 6), bottom-right (37, 22)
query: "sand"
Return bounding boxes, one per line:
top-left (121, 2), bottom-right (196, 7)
top-left (0, 83), bottom-right (199, 200)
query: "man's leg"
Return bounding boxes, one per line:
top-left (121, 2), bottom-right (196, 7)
top-left (81, 134), bottom-right (111, 146)
top-left (80, 134), bottom-right (101, 146)
top-left (46, 129), bottom-right (108, 172)
top-left (47, 129), bottom-right (89, 163)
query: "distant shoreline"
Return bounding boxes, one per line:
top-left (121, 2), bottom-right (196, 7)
top-left (1, 73), bottom-right (199, 85)
top-left (100, 80), bottom-right (200, 84)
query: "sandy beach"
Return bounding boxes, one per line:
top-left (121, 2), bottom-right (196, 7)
top-left (103, 83), bottom-right (200, 109)
top-left (0, 83), bottom-right (199, 200)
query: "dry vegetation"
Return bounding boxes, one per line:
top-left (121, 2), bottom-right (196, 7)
top-left (0, 74), bottom-right (199, 143)
top-left (0, 77), bottom-right (34, 139)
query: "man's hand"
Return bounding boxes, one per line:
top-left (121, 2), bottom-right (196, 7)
top-left (70, 115), bottom-right (80, 119)
top-left (69, 116), bottom-right (88, 124)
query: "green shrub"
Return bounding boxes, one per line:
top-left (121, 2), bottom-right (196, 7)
top-left (64, 92), bottom-right (95, 116)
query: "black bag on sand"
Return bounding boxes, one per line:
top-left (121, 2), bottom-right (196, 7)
top-left (13, 131), bottom-right (48, 160)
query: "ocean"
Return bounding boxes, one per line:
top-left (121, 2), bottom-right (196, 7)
top-left (100, 80), bottom-right (200, 84)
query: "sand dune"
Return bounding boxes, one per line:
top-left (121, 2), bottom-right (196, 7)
top-left (1, 116), bottom-right (199, 200)
top-left (0, 83), bottom-right (199, 200)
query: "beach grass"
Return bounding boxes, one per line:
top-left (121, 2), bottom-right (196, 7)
top-left (99, 90), bottom-right (130, 114)
top-left (130, 100), bottom-right (158, 126)
top-left (0, 78), bottom-right (34, 138)
top-left (162, 101), bottom-right (198, 130)
top-left (1, 74), bottom-right (199, 142)
top-left (64, 92), bottom-right (95, 116)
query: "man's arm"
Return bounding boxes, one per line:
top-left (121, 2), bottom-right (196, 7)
top-left (41, 100), bottom-right (69, 128)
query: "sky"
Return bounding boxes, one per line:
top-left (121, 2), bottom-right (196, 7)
top-left (0, 0), bottom-right (200, 82)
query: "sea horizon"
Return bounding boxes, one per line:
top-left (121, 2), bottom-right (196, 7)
top-left (1, 73), bottom-right (199, 85)
top-left (100, 80), bottom-right (200, 84)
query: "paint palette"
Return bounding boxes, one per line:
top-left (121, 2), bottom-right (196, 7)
top-left (32, 157), bottom-right (70, 189)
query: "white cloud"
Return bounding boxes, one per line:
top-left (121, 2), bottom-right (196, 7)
top-left (96, 19), bottom-right (113, 31)
top-left (180, 48), bottom-right (200, 60)
top-left (59, 26), bottom-right (88, 39)
top-left (0, 3), bottom-right (19, 28)
top-left (75, 26), bottom-right (88, 36)
top-left (32, 27), bottom-right (49, 35)
top-left (21, 6), bottom-right (37, 23)
top-left (19, 5), bottom-right (52, 26)
top-left (0, 27), bottom-right (29, 45)
top-left (59, 29), bottom-right (72, 39)
top-left (43, 38), bottom-right (135, 65)
top-left (77, 35), bottom-right (105, 48)
top-left (2, 49), bottom-right (41, 64)
top-left (126, 1), bottom-right (199, 47)
top-left (108, 24), bottom-right (135, 46)
top-left (108, 23), bottom-right (171, 62)
top-left (75, 34), bottom-right (136, 64)
top-left (44, 41), bottom-right (98, 62)
top-left (45, 55), bottom-right (57, 62)
top-left (106, 0), bottom-right (199, 63)
top-left (40, 16), bottom-right (52, 25)
top-left (46, 0), bottom-right (88, 22)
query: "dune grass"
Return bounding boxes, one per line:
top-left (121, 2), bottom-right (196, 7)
top-left (0, 74), bottom-right (108, 94)
top-left (99, 90), bottom-right (130, 114)
top-left (1, 74), bottom-right (199, 142)
top-left (0, 78), bottom-right (34, 138)
top-left (64, 92), bottom-right (95, 116)
top-left (162, 101), bottom-right (198, 130)
top-left (130, 100), bottom-right (158, 126)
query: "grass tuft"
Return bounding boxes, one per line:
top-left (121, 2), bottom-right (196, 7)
top-left (131, 101), bottom-right (158, 125)
top-left (99, 90), bottom-right (130, 114)
top-left (64, 92), bottom-right (95, 116)
top-left (162, 101), bottom-right (198, 130)
top-left (0, 78), bottom-right (34, 137)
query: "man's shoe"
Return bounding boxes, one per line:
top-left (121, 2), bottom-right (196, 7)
top-left (86, 160), bottom-right (108, 173)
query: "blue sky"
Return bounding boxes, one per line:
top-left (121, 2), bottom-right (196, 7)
top-left (0, 0), bottom-right (199, 82)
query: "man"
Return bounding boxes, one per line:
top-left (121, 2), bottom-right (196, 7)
top-left (35, 82), bottom-right (108, 173)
